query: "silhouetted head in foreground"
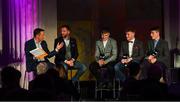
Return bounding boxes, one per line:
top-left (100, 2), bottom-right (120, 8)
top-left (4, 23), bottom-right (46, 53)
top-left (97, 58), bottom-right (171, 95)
top-left (127, 61), bottom-right (141, 80)
top-left (1, 66), bottom-right (21, 89)
top-left (147, 64), bottom-right (162, 81)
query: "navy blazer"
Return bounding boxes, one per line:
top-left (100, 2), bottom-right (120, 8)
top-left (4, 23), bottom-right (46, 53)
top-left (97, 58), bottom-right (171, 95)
top-left (25, 38), bottom-right (57, 72)
top-left (54, 37), bottom-right (79, 65)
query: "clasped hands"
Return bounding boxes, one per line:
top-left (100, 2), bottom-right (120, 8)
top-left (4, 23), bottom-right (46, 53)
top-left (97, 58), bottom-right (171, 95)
top-left (147, 55), bottom-right (157, 64)
top-left (65, 59), bottom-right (75, 67)
top-left (121, 57), bottom-right (132, 64)
top-left (98, 59), bottom-right (106, 67)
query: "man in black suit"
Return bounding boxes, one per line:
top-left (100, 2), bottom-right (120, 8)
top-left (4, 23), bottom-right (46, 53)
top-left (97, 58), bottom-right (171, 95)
top-left (114, 28), bottom-right (144, 82)
top-left (54, 25), bottom-right (87, 81)
top-left (142, 27), bottom-right (169, 80)
top-left (25, 28), bottom-right (63, 73)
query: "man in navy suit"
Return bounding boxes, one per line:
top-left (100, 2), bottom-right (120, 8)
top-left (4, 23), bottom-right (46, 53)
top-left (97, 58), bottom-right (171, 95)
top-left (25, 28), bottom-right (63, 73)
top-left (54, 25), bottom-right (87, 81)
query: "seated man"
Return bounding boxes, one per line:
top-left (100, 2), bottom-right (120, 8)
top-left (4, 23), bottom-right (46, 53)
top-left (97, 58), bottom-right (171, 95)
top-left (25, 28), bottom-right (63, 74)
top-left (114, 28), bottom-right (144, 82)
top-left (142, 27), bottom-right (169, 80)
top-left (89, 29), bottom-right (117, 87)
top-left (54, 25), bottom-right (87, 81)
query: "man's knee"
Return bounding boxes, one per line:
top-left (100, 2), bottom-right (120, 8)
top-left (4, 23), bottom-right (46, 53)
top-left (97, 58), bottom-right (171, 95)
top-left (114, 63), bottom-right (120, 71)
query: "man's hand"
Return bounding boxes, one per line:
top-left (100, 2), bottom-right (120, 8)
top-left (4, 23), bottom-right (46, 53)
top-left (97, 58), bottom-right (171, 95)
top-left (65, 59), bottom-right (74, 67)
top-left (127, 57), bottom-right (132, 63)
top-left (121, 57), bottom-right (132, 64)
top-left (69, 59), bottom-right (74, 67)
top-left (148, 55), bottom-right (154, 60)
top-left (56, 42), bottom-right (64, 51)
top-left (98, 59), bottom-right (105, 67)
top-left (121, 59), bottom-right (127, 64)
top-left (149, 57), bottom-right (157, 64)
top-left (147, 55), bottom-right (157, 64)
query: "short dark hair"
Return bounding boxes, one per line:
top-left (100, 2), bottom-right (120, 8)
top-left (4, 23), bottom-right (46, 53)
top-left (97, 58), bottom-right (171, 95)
top-left (60, 25), bottom-right (71, 31)
top-left (33, 28), bottom-right (45, 37)
top-left (125, 27), bottom-right (136, 33)
top-left (101, 29), bottom-right (110, 35)
top-left (127, 62), bottom-right (141, 77)
top-left (150, 26), bottom-right (160, 32)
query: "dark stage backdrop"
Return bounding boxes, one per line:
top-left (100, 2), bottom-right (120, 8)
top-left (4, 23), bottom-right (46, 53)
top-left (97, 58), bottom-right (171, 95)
top-left (57, 0), bottom-right (163, 80)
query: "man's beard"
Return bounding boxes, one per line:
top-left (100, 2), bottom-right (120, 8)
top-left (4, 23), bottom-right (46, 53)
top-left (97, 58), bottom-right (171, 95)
top-left (62, 35), bottom-right (67, 38)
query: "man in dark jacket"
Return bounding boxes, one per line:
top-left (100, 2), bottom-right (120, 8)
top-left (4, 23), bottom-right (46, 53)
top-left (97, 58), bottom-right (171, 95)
top-left (25, 28), bottom-right (63, 73)
top-left (54, 25), bottom-right (87, 81)
top-left (141, 27), bottom-right (169, 80)
top-left (114, 28), bottom-right (144, 82)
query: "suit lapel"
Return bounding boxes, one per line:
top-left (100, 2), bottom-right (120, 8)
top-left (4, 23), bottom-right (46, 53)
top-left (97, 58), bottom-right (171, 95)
top-left (31, 39), bottom-right (37, 50)
top-left (132, 40), bottom-right (136, 56)
top-left (100, 41), bottom-right (105, 53)
top-left (125, 41), bottom-right (129, 56)
top-left (150, 40), bottom-right (154, 50)
top-left (104, 39), bottom-right (110, 51)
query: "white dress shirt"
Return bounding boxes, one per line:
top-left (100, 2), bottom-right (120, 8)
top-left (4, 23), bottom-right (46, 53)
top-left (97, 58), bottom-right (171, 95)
top-left (64, 38), bottom-right (70, 47)
top-left (103, 40), bottom-right (108, 48)
top-left (34, 39), bottom-right (45, 61)
top-left (34, 39), bottom-right (42, 49)
top-left (128, 38), bottom-right (135, 57)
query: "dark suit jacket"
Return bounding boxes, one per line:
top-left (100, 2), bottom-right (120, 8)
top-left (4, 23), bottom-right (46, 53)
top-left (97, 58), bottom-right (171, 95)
top-left (119, 39), bottom-right (144, 62)
top-left (54, 37), bottom-right (78, 65)
top-left (25, 38), bottom-right (57, 72)
top-left (146, 39), bottom-right (169, 67)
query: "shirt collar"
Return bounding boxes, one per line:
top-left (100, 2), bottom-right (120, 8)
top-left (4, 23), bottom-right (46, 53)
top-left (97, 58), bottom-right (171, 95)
top-left (34, 38), bottom-right (41, 44)
top-left (63, 37), bottom-right (70, 40)
top-left (128, 38), bottom-right (135, 43)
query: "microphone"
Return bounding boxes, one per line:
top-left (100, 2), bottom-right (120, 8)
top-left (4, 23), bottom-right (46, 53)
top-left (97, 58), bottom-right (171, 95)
top-left (145, 49), bottom-right (158, 60)
top-left (99, 53), bottom-right (106, 60)
top-left (149, 49), bottom-right (158, 57)
top-left (122, 54), bottom-right (129, 67)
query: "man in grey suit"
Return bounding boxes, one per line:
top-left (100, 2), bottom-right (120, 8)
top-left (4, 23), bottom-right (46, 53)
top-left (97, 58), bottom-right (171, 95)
top-left (114, 28), bottom-right (144, 82)
top-left (89, 30), bottom-right (117, 87)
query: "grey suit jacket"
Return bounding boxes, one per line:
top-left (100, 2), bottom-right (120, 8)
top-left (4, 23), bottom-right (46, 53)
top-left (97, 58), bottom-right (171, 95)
top-left (95, 38), bottom-right (117, 64)
top-left (146, 39), bottom-right (169, 67)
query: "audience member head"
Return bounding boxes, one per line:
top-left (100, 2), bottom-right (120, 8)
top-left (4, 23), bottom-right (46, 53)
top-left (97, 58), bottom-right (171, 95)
top-left (127, 61), bottom-right (141, 80)
top-left (1, 66), bottom-right (21, 88)
top-left (147, 64), bottom-right (162, 81)
top-left (46, 68), bottom-right (59, 78)
top-left (36, 62), bottom-right (48, 75)
top-left (30, 74), bottom-right (54, 90)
